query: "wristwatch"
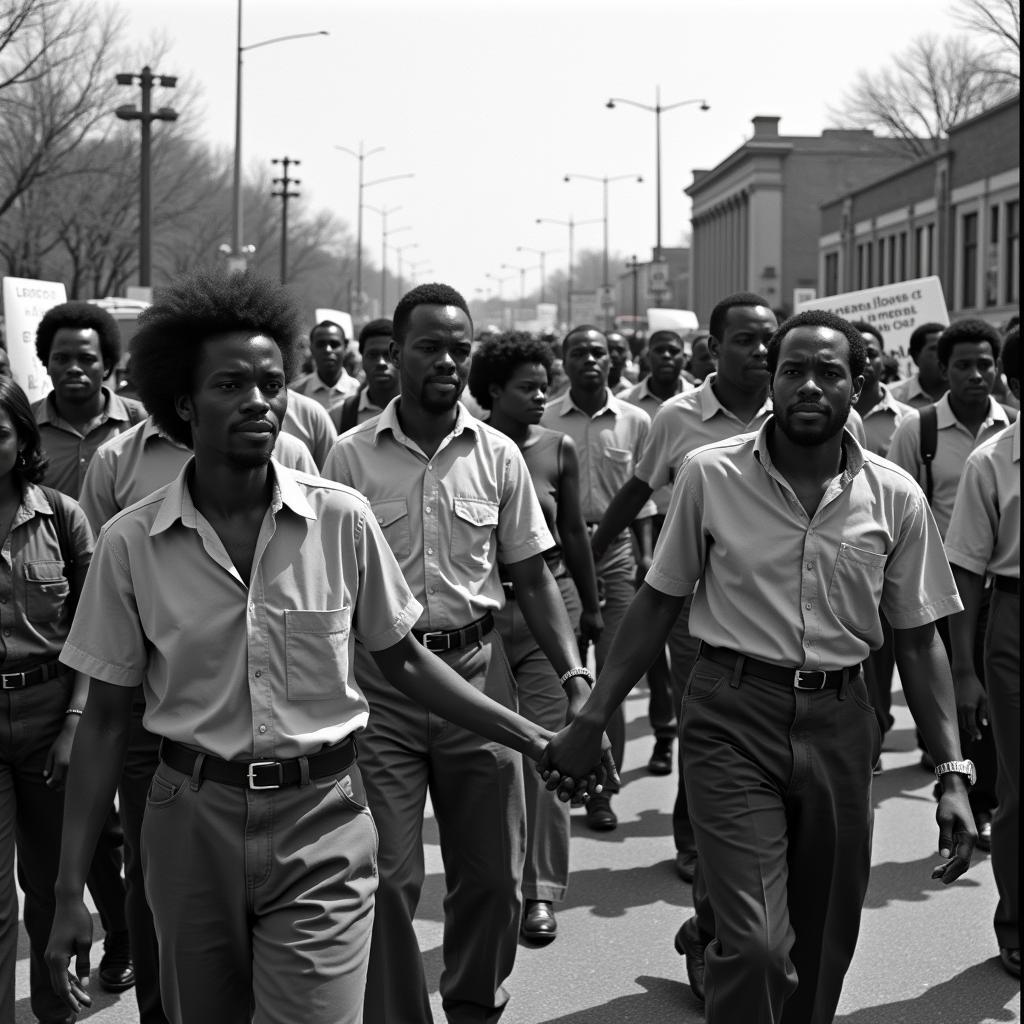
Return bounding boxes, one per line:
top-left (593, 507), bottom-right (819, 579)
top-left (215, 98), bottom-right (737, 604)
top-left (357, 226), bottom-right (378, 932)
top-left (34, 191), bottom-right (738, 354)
top-left (934, 759), bottom-right (977, 786)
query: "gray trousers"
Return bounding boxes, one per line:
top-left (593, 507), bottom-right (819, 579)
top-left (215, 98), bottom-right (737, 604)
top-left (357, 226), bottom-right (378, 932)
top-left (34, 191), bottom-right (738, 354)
top-left (357, 632), bottom-right (526, 1024)
top-left (141, 756), bottom-right (377, 1024)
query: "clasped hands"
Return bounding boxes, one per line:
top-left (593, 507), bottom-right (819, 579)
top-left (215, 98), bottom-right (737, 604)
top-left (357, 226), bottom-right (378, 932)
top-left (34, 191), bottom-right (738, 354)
top-left (536, 715), bottom-right (618, 802)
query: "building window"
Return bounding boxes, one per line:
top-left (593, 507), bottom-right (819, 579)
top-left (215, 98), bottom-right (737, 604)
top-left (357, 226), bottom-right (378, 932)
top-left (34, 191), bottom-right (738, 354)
top-left (962, 211), bottom-right (978, 309)
top-left (898, 231), bottom-right (908, 281)
top-left (986, 205), bottom-right (1000, 306)
top-left (876, 239), bottom-right (886, 285)
top-left (1007, 200), bottom-right (1019, 305)
top-left (856, 243), bottom-right (873, 290)
top-left (824, 252), bottom-right (839, 295)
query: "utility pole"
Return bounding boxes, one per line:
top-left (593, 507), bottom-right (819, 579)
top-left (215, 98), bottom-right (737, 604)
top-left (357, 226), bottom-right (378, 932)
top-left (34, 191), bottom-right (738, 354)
top-left (115, 66), bottom-right (178, 288)
top-left (271, 156), bottom-right (301, 285)
top-left (626, 255), bottom-right (641, 327)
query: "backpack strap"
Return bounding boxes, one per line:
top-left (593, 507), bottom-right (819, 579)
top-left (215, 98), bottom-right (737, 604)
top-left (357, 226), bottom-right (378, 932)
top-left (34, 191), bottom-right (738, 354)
top-left (333, 392), bottom-right (361, 434)
top-left (918, 405), bottom-right (938, 505)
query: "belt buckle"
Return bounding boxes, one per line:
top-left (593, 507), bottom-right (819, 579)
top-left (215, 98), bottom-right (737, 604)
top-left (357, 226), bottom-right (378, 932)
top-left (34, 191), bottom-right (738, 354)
top-left (794, 669), bottom-right (827, 691)
top-left (247, 760), bottom-right (283, 790)
top-left (1, 672), bottom-right (25, 690)
top-left (420, 630), bottom-right (447, 652)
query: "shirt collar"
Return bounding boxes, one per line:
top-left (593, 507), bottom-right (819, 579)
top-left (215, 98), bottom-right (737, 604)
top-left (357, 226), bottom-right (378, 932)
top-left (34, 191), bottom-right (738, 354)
top-left (1013, 418), bottom-right (1021, 463)
top-left (554, 388), bottom-right (620, 419)
top-left (935, 393), bottom-right (1011, 430)
top-left (372, 396), bottom-right (479, 446)
top-left (754, 416), bottom-right (866, 488)
top-left (36, 385), bottom-right (126, 426)
top-left (150, 458), bottom-right (314, 536)
top-left (141, 415), bottom-right (191, 450)
top-left (699, 373), bottom-right (772, 424)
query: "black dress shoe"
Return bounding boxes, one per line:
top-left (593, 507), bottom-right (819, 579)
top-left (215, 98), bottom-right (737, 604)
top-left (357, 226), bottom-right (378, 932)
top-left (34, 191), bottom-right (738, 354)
top-left (999, 947), bottom-right (1021, 978)
top-left (99, 929), bottom-right (135, 993)
top-left (521, 900), bottom-right (557, 943)
top-left (675, 850), bottom-right (697, 884)
top-left (647, 738), bottom-right (674, 775)
top-left (584, 793), bottom-right (618, 831)
top-left (976, 812), bottom-right (993, 852)
top-left (674, 916), bottom-right (706, 1003)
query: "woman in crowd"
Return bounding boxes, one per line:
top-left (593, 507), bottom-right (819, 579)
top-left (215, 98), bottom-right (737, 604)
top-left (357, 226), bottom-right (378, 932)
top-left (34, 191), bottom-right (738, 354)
top-left (468, 333), bottom-right (603, 943)
top-left (0, 377), bottom-right (93, 1024)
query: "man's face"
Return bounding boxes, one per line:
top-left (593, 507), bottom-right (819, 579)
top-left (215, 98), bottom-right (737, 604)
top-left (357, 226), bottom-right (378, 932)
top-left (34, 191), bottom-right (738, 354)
top-left (48, 327), bottom-right (107, 404)
top-left (606, 333), bottom-right (629, 371)
top-left (860, 333), bottom-right (884, 389)
top-left (943, 340), bottom-right (996, 405)
top-left (647, 334), bottom-right (684, 384)
top-left (177, 332), bottom-right (287, 469)
top-left (711, 305), bottom-right (775, 392)
top-left (393, 304), bottom-right (472, 414)
top-left (915, 331), bottom-right (943, 387)
top-left (361, 335), bottom-right (398, 394)
top-left (563, 330), bottom-right (610, 393)
top-left (770, 325), bottom-right (862, 448)
top-left (491, 361), bottom-right (549, 426)
top-left (689, 337), bottom-right (716, 381)
top-left (311, 325), bottom-right (347, 384)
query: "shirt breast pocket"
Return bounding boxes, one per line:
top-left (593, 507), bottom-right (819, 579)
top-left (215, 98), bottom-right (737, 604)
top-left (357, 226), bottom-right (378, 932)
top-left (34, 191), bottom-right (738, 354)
top-left (827, 543), bottom-right (887, 633)
top-left (604, 446), bottom-right (634, 477)
top-left (451, 497), bottom-right (499, 573)
top-left (24, 560), bottom-right (69, 624)
top-left (371, 498), bottom-right (411, 561)
top-left (284, 607), bottom-right (351, 701)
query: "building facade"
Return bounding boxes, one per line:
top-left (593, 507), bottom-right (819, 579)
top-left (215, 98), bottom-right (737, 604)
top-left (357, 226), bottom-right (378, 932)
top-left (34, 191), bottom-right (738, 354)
top-left (817, 94), bottom-right (1019, 327)
top-left (686, 116), bottom-right (912, 323)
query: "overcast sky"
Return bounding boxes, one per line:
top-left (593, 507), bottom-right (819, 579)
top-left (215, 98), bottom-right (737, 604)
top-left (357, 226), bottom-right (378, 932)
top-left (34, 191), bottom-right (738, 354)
top-left (121, 0), bottom-right (965, 306)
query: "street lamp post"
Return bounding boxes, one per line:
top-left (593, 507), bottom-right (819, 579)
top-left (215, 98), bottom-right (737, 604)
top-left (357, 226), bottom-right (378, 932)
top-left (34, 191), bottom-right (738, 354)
top-left (393, 242), bottom-right (418, 299)
top-left (230, 0), bottom-right (327, 269)
top-left (367, 205), bottom-right (408, 314)
top-left (500, 262), bottom-right (529, 306)
top-left (605, 88), bottom-right (708, 265)
top-left (336, 141), bottom-right (413, 319)
top-left (115, 66), bottom-right (178, 288)
top-left (564, 171), bottom-right (643, 327)
top-left (624, 255), bottom-right (641, 328)
top-left (535, 216), bottom-right (602, 328)
top-left (271, 156), bottom-right (300, 284)
top-left (515, 245), bottom-right (561, 304)
top-left (485, 272), bottom-right (517, 328)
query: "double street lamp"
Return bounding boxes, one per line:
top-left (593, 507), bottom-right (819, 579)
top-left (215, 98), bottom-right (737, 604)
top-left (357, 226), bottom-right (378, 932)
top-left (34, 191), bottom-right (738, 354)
top-left (335, 141), bottom-right (413, 317)
top-left (564, 171), bottom-right (643, 326)
top-left (393, 242), bottom-right (418, 301)
top-left (500, 262), bottom-right (529, 305)
top-left (229, 1), bottom-right (327, 270)
top-left (115, 66), bottom-right (178, 288)
top-left (605, 89), bottom-right (709, 262)
top-left (535, 215), bottom-right (602, 328)
top-left (515, 245), bottom-right (561, 305)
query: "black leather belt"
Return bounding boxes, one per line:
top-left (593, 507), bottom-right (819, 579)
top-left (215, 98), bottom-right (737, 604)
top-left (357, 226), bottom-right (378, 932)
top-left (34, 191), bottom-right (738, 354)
top-left (412, 612), bottom-right (494, 653)
top-left (993, 575), bottom-right (1020, 596)
top-left (160, 736), bottom-right (357, 791)
top-left (699, 643), bottom-right (856, 691)
top-left (0, 661), bottom-right (64, 690)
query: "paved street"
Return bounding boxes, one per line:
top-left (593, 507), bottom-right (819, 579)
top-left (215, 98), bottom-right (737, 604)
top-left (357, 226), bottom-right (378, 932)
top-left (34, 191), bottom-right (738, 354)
top-left (16, 680), bottom-right (1021, 1023)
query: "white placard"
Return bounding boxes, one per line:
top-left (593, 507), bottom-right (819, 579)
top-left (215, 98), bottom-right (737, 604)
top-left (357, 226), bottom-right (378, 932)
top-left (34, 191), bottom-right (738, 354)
top-left (314, 307), bottom-right (354, 341)
top-left (2, 277), bottom-right (66, 402)
top-left (646, 308), bottom-right (699, 333)
top-left (794, 276), bottom-right (948, 352)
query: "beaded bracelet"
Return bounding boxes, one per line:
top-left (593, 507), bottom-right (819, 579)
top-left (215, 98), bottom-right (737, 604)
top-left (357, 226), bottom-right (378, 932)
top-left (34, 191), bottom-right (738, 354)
top-left (65, 707), bottom-right (85, 716)
top-left (558, 667), bottom-right (595, 690)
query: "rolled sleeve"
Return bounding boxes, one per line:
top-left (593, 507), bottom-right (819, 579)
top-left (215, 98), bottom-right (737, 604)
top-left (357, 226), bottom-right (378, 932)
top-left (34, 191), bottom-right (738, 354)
top-left (880, 492), bottom-right (962, 629)
top-left (644, 463), bottom-right (705, 597)
top-left (60, 526), bottom-right (148, 687)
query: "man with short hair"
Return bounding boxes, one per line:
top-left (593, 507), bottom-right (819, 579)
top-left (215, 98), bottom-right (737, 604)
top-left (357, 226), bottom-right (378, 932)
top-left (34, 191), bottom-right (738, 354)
top-left (542, 325), bottom-right (655, 831)
top-left (331, 318), bottom-right (400, 432)
top-left (45, 270), bottom-right (580, 1024)
top-left (889, 321), bottom-right (948, 407)
top-left (685, 332), bottom-right (716, 383)
top-left (945, 326), bottom-right (1020, 979)
top-left (542, 309), bottom-right (976, 1024)
top-left (290, 320), bottom-right (360, 411)
top-left (324, 284), bottom-right (597, 1024)
top-left (605, 330), bottom-right (633, 393)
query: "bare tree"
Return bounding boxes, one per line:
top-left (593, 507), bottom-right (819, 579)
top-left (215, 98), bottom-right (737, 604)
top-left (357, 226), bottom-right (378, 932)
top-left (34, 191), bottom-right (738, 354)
top-left (829, 33), bottom-right (1016, 157)
top-left (953, 0), bottom-right (1020, 74)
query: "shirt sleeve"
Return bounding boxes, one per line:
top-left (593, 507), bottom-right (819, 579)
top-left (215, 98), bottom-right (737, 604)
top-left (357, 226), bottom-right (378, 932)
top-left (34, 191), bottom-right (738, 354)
top-left (644, 455), bottom-right (706, 596)
top-left (944, 451), bottom-right (997, 576)
top-left (79, 448), bottom-right (119, 535)
top-left (632, 415), bottom-right (659, 519)
top-left (60, 524), bottom-right (148, 687)
top-left (274, 432), bottom-right (319, 476)
top-left (496, 445), bottom-right (554, 564)
top-left (879, 488), bottom-right (962, 629)
top-left (64, 495), bottom-right (95, 604)
top-left (885, 412), bottom-right (922, 480)
top-left (634, 403), bottom-right (676, 492)
top-left (352, 503), bottom-right (423, 650)
top-left (309, 402), bottom-right (338, 469)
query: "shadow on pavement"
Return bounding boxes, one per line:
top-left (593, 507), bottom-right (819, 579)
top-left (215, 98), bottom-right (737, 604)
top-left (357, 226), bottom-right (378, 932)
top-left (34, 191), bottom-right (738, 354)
top-left (862, 852), bottom-right (985, 909)
top-left (835, 960), bottom-right (1020, 1024)
top-left (532, 973), bottom-right (704, 1023)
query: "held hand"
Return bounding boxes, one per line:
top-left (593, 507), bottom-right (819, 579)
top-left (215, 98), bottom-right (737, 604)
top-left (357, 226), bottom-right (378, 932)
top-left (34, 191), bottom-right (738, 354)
top-left (42, 721), bottom-right (77, 790)
top-left (930, 783), bottom-right (977, 884)
top-left (579, 609), bottom-right (604, 644)
top-left (952, 669), bottom-right (988, 742)
top-left (45, 896), bottom-right (94, 1014)
top-left (537, 717), bottom-right (612, 801)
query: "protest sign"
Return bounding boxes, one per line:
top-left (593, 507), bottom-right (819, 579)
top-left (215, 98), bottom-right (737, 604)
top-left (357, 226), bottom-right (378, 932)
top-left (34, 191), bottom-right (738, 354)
top-left (2, 277), bottom-right (66, 402)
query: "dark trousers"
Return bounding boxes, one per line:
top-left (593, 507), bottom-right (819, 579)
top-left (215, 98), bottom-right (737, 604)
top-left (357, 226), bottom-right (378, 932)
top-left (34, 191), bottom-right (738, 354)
top-left (119, 700), bottom-right (168, 1023)
top-left (862, 615), bottom-right (895, 737)
top-left (357, 632), bottom-right (526, 1024)
top-left (0, 678), bottom-right (73, 1024)
top-left (682, 654), bottom-right (879, 1024)
top-left (986, 589), bottom-right (1019, 950)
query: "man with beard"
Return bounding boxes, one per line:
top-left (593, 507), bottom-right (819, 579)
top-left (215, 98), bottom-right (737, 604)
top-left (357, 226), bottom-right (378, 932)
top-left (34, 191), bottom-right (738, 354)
top-left (45, 271), bottom-right (583, 1024)
top-left (323, 284), bottom-right (596, 1024)
top-left (540, 309), bottom-right (977, 1024)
